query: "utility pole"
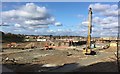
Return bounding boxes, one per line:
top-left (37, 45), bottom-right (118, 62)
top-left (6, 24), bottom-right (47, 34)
top-left (117, 1), bottom-right (120, 71)
top-left (87, 8), bottom-right (92, 49)
top-left (117, 30), bottom-right (120, 72)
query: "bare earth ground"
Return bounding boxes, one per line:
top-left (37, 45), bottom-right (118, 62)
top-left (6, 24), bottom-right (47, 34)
top-left (74, 46), bottom-right (119, 72)
top-left (1, 42), bottom-right (119, 72)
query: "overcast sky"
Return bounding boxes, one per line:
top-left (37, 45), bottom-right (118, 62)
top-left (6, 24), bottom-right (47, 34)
top-left (1, 2), bottom-right (119, 37)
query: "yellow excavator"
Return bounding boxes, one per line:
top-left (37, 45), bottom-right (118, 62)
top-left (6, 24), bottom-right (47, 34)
top-left (83, 8), bottom-right (96, 55)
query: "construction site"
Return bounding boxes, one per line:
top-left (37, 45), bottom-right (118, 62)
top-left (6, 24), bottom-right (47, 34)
top-left (1, 8), bottom-right (120, 73)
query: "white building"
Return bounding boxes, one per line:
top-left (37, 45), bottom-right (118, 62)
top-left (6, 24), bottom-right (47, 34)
top-left (36, 39), bottom-right (47, 42)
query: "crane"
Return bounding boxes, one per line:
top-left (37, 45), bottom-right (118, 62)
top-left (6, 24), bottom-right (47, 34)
top-left (83, 8), bottom-right (96, 55)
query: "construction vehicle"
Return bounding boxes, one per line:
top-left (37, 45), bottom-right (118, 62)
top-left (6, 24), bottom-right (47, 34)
top-left (83, 8), bottom-right (96, 55)
top-left (7, 42), bottom-right (17, 48)
top-left (43, 42), bottom-right (54, 50)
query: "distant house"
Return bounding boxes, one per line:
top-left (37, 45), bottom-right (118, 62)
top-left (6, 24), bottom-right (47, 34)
top-left (100, 37), bottom-right (118, 41)
top-left (24, 38), bottom-right (36, 41)
top-left (24, 35), bottom-right (47, 42)
top-left (24, 36), bottom-right (36, 41)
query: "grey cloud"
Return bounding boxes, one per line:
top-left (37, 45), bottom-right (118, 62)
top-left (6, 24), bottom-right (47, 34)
top-left (102, 10), bottom-right (118, 16)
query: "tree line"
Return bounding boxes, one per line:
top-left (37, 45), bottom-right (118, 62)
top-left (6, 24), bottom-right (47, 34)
top-left (0, 31), bottom-right (25, 43)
